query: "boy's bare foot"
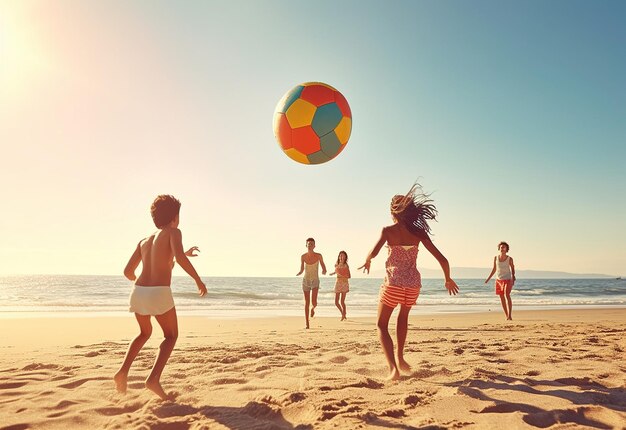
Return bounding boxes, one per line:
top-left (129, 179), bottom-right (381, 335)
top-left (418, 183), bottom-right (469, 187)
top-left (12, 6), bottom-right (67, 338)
top-left (398, 359), bottom-right (411, 373)
top-left (310, 307), bottom-right (315, 317)
top-left (145, 378), bottom-right (171, 401)
top-left (113, 371), bottom-right (127, 394)
top-left (386, 368), bottom-right (401, 381)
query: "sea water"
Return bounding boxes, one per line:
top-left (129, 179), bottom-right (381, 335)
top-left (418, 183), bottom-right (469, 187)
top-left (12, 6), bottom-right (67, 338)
top-left (0, 275), bottom-right (624, 318)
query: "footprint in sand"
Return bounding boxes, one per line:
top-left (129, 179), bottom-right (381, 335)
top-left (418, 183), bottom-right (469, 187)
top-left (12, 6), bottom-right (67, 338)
top-left (353, 367), bottom-right (372, 376)
top-left (283, 391), bottom-right (306, 404)
top-left (321, 400), bottom-right (348, 411)
top-left (319, 400), bottom-right (361, 421)
top-left (403, 394), bottom-right (421, 406)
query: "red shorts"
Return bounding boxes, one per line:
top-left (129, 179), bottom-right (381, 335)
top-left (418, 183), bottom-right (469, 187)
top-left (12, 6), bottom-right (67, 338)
top-left (380, 285), bottom-right (420, 308)
top-left (495, 279), bottom-right (512, 295)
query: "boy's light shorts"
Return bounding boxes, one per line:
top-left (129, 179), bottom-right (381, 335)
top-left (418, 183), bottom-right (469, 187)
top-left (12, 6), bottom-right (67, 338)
top-left (129, 285), bottom-right (175, 316)
top-left (495, 279), bottom-right (512, 295)
top-left (379, 285), bottom-right (420, 308)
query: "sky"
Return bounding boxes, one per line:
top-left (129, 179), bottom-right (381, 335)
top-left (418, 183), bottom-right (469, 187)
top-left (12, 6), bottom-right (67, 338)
top-left (1, 0), bottom-right (625, 278)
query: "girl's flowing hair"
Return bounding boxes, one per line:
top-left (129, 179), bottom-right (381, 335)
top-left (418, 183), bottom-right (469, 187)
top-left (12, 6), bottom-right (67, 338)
top-left (391, 182), bottom-right (438, 236)
top-left (336, 251), bottom-right (348, 265)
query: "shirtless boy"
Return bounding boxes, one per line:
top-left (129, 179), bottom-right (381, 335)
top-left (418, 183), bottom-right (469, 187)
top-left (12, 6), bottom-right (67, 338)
top-left (114, 195), bottom-right (207, 400)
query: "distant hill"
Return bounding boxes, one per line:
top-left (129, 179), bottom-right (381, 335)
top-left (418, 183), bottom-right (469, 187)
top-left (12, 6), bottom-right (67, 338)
top-left (358, 267), bottom-right (616, 279)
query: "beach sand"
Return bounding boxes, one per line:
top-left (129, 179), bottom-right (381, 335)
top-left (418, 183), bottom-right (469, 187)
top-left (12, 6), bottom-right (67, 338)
top-left (1, 308), bottom-right (625, 429)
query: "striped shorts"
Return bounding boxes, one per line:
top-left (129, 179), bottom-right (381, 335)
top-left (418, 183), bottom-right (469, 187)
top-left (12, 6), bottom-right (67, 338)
top-left (380, 285), bottom-right (420, 308)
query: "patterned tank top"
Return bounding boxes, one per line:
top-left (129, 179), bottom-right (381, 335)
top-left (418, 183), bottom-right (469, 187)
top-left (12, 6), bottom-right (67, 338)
top-left (335, 265), bottom-right (350, 278)
top-left (383, 245), bottom-right (422, 289)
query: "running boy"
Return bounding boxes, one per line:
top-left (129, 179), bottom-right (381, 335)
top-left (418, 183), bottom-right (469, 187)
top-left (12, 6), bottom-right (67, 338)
top-left (114, 195), bottom-right (207, 400)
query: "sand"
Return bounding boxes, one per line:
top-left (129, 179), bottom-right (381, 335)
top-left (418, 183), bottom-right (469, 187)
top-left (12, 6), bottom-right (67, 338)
top-left (0, 308), bottom-right (625, 429)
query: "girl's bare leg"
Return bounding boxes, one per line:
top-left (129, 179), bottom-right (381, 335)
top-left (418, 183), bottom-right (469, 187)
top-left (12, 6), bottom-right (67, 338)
top-left (303, 290), bottom-right (311, 328)
top-left (377, 301), bottom-right (400, 380)
top-left (341, 293), bottom-right (347, 320)
top-left (335, 293), bottom-right (342, 319)
top-left (310, 287), bottom-right (319, 317)
top-left (145, 307), bottom-right (178, 400)
top-left (114, 313), bottom-right (152, 393)
top-left (396, 305), bottom-right (412, 373)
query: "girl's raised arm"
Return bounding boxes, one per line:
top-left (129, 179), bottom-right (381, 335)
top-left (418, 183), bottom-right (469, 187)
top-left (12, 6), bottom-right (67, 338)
top-left (358, 228), bottom-right (387, 273)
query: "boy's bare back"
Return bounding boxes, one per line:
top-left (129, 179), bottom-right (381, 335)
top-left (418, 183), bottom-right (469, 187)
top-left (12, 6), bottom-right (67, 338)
top-left (135, 228), bottom-right (177, 286)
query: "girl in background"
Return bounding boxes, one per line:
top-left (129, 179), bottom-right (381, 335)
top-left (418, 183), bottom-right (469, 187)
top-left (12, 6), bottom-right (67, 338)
top-left (329, 251), bottom-right (351, 320)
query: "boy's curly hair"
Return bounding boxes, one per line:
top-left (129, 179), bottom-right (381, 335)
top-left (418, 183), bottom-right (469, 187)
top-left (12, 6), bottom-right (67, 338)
top-left (391, 182), bottom-right (438, 236)
top-left (150, 195), bottom-right (181, 228)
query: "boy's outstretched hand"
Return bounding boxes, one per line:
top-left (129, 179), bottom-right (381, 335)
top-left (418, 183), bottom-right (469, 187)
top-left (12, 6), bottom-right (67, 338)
top-left (185, 246), bottom-right (200, 257)
top-left (445, 279), bottom-right (459, 295)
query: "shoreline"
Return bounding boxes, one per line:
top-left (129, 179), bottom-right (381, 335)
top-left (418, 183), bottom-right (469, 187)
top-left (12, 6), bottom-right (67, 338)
top-left (1, 303), bottom-right (624, 319)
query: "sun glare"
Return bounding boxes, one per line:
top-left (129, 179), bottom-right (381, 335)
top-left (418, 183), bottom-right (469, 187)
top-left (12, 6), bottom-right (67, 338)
top-left (0, 2), bottom-right (49, 98)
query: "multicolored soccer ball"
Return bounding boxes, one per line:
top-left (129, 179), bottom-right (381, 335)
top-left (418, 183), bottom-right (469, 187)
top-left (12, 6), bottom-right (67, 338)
top-left (273, 82), bottom-right (352, 165)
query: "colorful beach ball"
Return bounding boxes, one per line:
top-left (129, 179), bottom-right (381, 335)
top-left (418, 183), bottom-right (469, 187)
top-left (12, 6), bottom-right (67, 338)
top-left (273, 82), bottom-right (352, 165)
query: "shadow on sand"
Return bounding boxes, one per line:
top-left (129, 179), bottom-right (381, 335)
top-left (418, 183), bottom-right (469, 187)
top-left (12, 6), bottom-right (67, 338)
top-left (151, 399), bottom-right (314, 430)
top-left (449, 374), bottom-right (626, 429)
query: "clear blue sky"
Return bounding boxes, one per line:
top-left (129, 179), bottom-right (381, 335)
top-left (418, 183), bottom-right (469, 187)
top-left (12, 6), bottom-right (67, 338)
top-left (1, 0), bottom-right (624, 277)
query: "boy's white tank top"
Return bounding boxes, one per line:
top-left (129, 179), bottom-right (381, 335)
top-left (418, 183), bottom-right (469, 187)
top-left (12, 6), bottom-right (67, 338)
top-left (496, 256), bottom-right (512, 280)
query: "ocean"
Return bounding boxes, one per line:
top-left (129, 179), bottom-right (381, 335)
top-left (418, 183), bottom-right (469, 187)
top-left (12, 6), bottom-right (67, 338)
top-left (0, 275), bottom-right (624, 318)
